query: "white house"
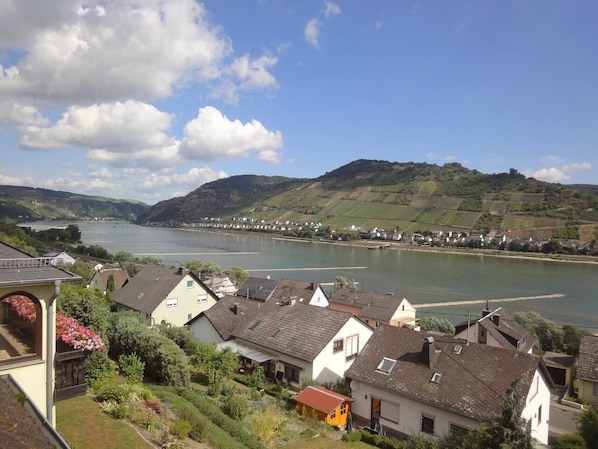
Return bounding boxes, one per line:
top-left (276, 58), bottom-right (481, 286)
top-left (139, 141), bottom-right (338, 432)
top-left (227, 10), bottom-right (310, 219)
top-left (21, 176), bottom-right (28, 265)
top-left (453, 306), bottom-right (537, 353)
top-left (345, 325), bottom-right (553, 445)
top-left (186, 295), bottom-right (372, 387)
top-left (43, 250), bottom-right (76, 266)
top-left (112, 264), bottom-right (218, 327)
top-left (329, 288), bottom-right (418, 330)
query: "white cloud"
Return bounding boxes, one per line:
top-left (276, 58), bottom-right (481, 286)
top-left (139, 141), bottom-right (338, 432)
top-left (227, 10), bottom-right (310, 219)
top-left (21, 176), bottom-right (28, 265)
top-left (0, 102), bottom-right (48, 127)
top-left (523, 168), bottom-right (570, 183)
top-left (443, 155), bottom-right (458, 163)
top-left (324, 2), bottom-right (342, 18)
top-left (0, 0), bottom-right (232, 104)
top-left (305, 18), bottom-right (321, 49)
top-left (214, 54), bottom-right (279, 104)
top-left (180, 106), bottom-right (282, 163)
top-left (563, 161), bottom-right (592, 172)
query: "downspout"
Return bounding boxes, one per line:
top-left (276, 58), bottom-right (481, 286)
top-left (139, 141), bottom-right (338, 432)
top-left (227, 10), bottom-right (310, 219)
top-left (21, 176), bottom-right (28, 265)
top-left (46, 279), bottom-right (62, 426)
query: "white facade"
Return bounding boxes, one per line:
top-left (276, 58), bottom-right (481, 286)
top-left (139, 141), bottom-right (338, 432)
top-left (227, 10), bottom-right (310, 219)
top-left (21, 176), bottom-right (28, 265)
top-left (187, 315), bottom-right (225, 343)
top-left (150, 276), bottom-right (217, 327)
top-left (349, 367), bottom-right (551, 445)
top-left (306, 286), bottom-right (329, 307)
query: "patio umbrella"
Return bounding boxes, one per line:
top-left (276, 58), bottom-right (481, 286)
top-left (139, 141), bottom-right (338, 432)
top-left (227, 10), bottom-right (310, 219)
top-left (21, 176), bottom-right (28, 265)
top-left (346, 412), bottom-right (352, 433)
top-left (377, 422), bottom-right (384, 437)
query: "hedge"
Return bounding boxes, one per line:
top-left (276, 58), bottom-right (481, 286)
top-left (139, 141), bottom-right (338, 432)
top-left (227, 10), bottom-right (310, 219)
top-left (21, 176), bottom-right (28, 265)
top-left (108, 312), bottom-right (189, 386)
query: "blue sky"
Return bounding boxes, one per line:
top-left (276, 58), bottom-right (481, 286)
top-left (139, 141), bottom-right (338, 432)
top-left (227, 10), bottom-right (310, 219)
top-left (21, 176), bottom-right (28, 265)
top-left (0, 1), bottom-right (596, 205)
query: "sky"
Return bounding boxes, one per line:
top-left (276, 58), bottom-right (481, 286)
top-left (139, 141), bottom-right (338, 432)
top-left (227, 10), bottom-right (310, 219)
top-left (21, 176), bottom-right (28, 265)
top-left (0, 1), bottom-right (596, 205)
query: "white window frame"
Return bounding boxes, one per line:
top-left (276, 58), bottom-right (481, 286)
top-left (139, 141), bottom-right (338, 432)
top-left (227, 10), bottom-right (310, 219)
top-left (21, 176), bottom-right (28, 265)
top-left (166, 298), bottom-right (178, 308)
top-left (345, 334), bottom-right (359, 361)
top-left (421, 413), bottom-right (435, 434)
top-left (186, 280), bottom-right (194, 288)
top-left (197, 294), bottom-right (208, 303)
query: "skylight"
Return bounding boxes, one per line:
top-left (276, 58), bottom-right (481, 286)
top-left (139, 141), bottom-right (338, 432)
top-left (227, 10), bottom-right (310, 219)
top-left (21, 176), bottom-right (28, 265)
top-left (249, 320), bottom-right (263, 331)
top-left (430, 371), bottom-right (443, 384)
top-left (375, 357), bottom-right (396, 374)
top-left (453, 344), bottom-right (463, 354)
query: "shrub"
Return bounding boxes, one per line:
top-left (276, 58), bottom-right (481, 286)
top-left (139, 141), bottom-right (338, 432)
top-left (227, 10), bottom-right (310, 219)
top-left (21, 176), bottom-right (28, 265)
top-left (84, 350), bottom-right (113, 383)
top-left (118, 352), bottom-right (145, 384)
top-left (552, 433), bottom-right (587, 449)
top-left (342, 431), bottom-right (362, 442)
top-left (223, 394), bottom-right (250, 420)
top-left (93, 379), bottom-right (133, 404)
top-left (170, 419), bottom-right (193, 438)
top-left (99, 400), bottom-right (130, 419)
top-left (108, 312), bottom-right (189, 386)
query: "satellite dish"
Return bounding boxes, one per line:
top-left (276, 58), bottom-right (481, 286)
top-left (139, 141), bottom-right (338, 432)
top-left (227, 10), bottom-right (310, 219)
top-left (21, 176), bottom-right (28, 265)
top-left (350, 380), bottom-right (359, 392)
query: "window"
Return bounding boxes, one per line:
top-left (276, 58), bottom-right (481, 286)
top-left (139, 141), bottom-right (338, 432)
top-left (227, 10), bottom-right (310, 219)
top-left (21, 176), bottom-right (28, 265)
top-left (421, 414), bottom-right (435, 434)
top-left (166, 298), bottom-right (178, 307)
top-left (380, 400), bottom-right (399, 423)
top-left (345, 334), bottom-right (359, 361)
top-left (197, 294), bottom-right (208, 303)
top-left (249, 320), bottom-right (262, 330)
top-left (340, 404), bottom-right (348, 416)
top-left (0, 295), bottom-right (42, 365)
top-left (376, 357), bottom-right (396, 374)
top-left (430, 371), bottom-right (443, 384)
top-left (333, 339), bottom-right (343, 352)
top-left (449, 423), bottom-right (468, 436)
top-left (284, 364), bottom-right (300, 383)
top-left (537, 405), bottom-right (542, 424)
top-left (186, 280), bottom-right (194, 288)
top-left (593, 383), bottom-right (598, 396)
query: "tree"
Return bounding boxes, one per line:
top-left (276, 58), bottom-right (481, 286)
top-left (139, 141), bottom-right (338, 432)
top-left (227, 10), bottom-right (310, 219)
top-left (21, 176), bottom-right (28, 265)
top-left (57, 283), bottom-right (112, 338)
top-left (419, 316), bottom-right (455, 336)
top-left (226, 266), bottom-right (248, 287)
top-left (334, 276), bottom-right (358, 292)
top-left (579, 406), bottom-right (598, 449)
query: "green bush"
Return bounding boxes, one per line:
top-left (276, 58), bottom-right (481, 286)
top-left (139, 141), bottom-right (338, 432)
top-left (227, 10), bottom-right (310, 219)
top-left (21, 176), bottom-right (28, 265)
top-left (108, 312), bottom-right (189, 386)
top-left (118, 352), bottom-right (145, 384)
top-left (170, 419), bottom-right (193, 438)
top-left (93, 379), bottom-right (133, 404)
top-left (223, 394), bottom-right (250, 420)
top-left (342, 431), bottom-right (362, 442)
top-left (99, 400), bottom-right (130, 419)
top-left (552, 433), bottom-right (587, 449)
top-left (84, 350), bottom-right (113, 383)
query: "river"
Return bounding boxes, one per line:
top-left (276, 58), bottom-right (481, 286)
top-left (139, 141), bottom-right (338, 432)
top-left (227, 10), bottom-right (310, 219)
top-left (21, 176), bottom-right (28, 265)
top-left (27, 221), bottom-right (598, 332)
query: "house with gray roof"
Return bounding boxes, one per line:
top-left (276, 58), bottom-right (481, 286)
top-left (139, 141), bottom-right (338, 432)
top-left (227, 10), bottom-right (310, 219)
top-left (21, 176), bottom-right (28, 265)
top-left (112, 264), bottom-right (218, 327)
top-left (345, 325), bottom-right (553, 445)
top-left (237, 277), bottom-right (329, 307)
top-left (329, 288), bottom-right (418, 329)
top-left (237, 276), bottom-right (279, 301)
top-left (186, 295), bottom-right (372, 387)
top-left (577, 334), bottom-right (598, 406)
top-left (453, 306), bottom-right (537, 353)
top-left (0, 241), bottom-right (79, 443)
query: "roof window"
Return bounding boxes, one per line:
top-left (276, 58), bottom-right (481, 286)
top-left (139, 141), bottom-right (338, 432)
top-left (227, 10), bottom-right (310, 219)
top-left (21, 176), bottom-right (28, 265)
top-left (430, 371), bottom-right (443, 384)
top-left (375, 357), bottom-right (397, 374)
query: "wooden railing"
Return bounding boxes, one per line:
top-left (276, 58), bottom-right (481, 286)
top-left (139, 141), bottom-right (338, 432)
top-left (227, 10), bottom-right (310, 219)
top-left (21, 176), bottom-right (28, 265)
top-left (55, 350), bottom-right (87, 401)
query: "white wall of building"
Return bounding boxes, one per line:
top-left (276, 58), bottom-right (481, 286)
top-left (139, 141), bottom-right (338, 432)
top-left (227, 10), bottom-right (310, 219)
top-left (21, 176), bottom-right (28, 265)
top-left (151, 276), bottom-right (216, 327)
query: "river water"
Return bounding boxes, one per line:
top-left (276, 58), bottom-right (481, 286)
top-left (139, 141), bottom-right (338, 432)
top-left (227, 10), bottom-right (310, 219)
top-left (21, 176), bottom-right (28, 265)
top-left (27, 221), bottom-right (598, 332)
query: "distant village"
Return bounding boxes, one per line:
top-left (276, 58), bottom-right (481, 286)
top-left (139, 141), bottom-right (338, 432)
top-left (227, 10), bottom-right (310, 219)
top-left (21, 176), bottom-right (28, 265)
top-left (146, 216), bottom-right (596, 255)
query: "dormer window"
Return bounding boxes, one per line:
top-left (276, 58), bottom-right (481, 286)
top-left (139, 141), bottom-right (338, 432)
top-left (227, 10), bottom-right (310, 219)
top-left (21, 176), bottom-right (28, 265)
top-left (376, 357), bottom-right (396, 374)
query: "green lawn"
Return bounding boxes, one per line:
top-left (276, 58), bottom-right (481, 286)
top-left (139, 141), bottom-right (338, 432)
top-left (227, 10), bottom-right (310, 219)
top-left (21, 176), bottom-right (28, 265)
top-left (56, 395), bottom-right (154, 449)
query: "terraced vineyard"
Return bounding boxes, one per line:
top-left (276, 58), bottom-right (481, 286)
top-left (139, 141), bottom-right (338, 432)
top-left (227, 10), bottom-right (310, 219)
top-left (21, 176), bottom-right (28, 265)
top-left (137, 159), bottom-right (598, 242)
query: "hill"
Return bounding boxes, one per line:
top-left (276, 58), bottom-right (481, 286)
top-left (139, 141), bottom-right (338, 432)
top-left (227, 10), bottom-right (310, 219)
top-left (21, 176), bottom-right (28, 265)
top-left (0, 185), bottom-right (149, 222)
top-left (136, 160), bottom-right (598, 243)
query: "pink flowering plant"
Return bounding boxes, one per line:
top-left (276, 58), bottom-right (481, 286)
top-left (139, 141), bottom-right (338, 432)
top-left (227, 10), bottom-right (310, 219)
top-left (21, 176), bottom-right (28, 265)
top-left (3, 295), bottom-right (104, 352)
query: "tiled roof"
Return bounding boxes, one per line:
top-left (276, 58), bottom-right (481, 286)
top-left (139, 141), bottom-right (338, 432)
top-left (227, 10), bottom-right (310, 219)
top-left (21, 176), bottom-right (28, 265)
top-left (0, 242), bottom-right (80, 285)
top-left (577, 334), bottom-right (598, 382)
top-left (345, 325), bottom-right (542, 422)
top-left (111, 264), bottom-right (212, 314)
top-left (95, 268), bottom-right (129, 290)
top-left (270, 279), bottom-right (321, 301)
top-left (200, 295), bottom-right (363, 362)
top-left (456, 307), bottom-right (537, 353)
top-left (0, 375), bottom-right (69, 449)
top-left (237, 276), bottom-right (279, 301)
top-left (330, 289), bottom-right (406, 321)
top-left (295, 385), bottom-right (353, 415)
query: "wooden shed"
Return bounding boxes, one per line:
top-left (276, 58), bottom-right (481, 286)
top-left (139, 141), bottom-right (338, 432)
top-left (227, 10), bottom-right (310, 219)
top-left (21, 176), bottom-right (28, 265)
top-left (295, 386), bottom-right (354, 428)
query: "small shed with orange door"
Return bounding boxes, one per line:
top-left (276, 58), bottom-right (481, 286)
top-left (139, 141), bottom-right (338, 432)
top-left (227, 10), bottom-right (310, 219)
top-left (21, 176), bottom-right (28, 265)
top-left (295, 385), bottom-right (354, 428)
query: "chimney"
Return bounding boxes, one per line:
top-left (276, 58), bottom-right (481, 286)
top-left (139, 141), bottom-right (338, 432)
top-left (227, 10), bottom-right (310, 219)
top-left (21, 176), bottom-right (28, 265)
top-left (177, 266), bottom-right (185, 276)
top-left (421, 336), bottom-right (436, 369)
top-left (233, 303), bottom-right (241, 315)
top-left (492, 314), bottom-right (500, 326)
top-left (290, 298), bottom-right (296, 306)
top-left (311, 282), bottom-right (316, 291)
top-left (481, 300), bottom-right (491, 317)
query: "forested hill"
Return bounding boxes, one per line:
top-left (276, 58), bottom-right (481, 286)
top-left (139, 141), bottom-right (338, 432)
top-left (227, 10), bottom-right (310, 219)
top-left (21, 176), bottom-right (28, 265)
top-left (0, 185), bottom-right (148, 222)
top-left (136, 159), bottom-right (598, 243)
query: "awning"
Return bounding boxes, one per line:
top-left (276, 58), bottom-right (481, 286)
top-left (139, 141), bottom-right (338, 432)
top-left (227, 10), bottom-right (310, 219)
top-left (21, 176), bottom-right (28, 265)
top-left (217, 340), bottom-right (274, 363)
